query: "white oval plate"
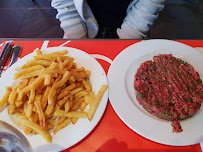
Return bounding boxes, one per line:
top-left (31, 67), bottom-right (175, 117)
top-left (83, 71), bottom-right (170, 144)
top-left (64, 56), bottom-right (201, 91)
top-left (108, 40), bottom-right (203, 146)
top-left (0, 47), bottom-right (108, 152)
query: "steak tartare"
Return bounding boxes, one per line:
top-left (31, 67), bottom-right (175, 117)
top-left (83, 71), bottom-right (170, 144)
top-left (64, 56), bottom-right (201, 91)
top-left (134, 54), bottom-right (203, 132)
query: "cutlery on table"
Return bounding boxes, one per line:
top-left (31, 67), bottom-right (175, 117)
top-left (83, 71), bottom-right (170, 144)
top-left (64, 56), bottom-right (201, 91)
top-left (6, 45), bottom-right (22, 70)
top-left (0, 42), bottom-right (12, 75)
top-left (0, 42), bottom-right (22, 75)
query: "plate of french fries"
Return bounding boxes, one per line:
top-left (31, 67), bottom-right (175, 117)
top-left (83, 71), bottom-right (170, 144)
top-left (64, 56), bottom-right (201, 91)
top-left (0, 47), bottom-right (108, 151)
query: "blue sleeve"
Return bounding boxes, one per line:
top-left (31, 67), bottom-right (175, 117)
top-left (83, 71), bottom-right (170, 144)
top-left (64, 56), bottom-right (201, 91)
top-left (117, 0), bottom-right (166, 39)
top-left (51, 0), bottom-right (87, 38)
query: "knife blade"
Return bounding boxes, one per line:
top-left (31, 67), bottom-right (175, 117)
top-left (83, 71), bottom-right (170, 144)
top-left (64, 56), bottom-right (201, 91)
top-left (6, 45), bottom-right (22, 69)
top-left (0, 42), bottom-right (12, 75)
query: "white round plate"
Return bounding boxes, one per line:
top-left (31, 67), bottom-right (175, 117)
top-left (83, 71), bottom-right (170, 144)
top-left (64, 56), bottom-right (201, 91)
top-left (0, 47), bottom-right (108, 152)
top-left (108, 40), bottom-right (203, 146)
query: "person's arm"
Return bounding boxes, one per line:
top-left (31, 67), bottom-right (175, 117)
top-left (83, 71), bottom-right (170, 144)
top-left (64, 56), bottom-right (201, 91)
top-left (51, 0), bottom-right (87, 38)
top-left (117, 0), bottom-right (166, 39)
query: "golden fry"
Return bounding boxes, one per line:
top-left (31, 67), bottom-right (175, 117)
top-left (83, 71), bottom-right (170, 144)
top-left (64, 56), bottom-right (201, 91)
top-left (74, 91), bottom-right (88, 99)
top-left (28, 78), bottom-right (35, 85)
top-left (70, 98), bottom-right (84, 111)
top-left (56, 117), bottom-right (66, 125)
top-left (23, 102), bottom-right (28, 114)
top-left (18, 119), bottom-right (52, 143)
top-left (24, 127), bottom-right (32, 135)
top-left (8, 105), bottom-right (16, 114)
top-left (53, 118), bottom-right (71, 134)
top-left (60, 83), bottom-right (76, 93)
top-left (14, 107), bottom-right (24, 113)
top-left (0, 87), bottom-right (12, 110)
top-left (18, 85), bottom-right (30, 101)
top-left (33, 54), bottom-right (62, 61)
top-left (14, 65), bottom-right (44, 80)
top-left (45, 104), bottom-right (55, 116)
top-left (46, 119), bottom-right (55, 127)
top-left (51, 50), bottom-right (68, 55)
top-left (15, 112), bottom-right (26, 119)
top-left (55, 104), bottom-right (61, 111)
top-left (71, 67), bottom-right (84, 72)
top-left (84, 91), bottom-right (95, 105)
top-left (17, 79), bottom-right (29, 90)
top-left (30, 113), bottom-right (39, 122)
top-left (31, 76), bottom-right (44, 88)
top-left (42, 86), bottom-right (51, 111)
top-left (68, 76), bottom-right (76, 83)
top-left (25, 103), bottom-right (34, 118)
top-left (8, 88), bottom-right (17, 105)
top-left (79, 101), bottom-right (87, 111)
top-left (44, 74), bottom-right (51, 86)
top-left (28, 88), bottom-right (35, 104)
top-left (66, 60), bottom-right (74, 70)
top-left (59, 61), bottom-right (64, 70)
top-left (64, 101), bottom-right (71, 112)
top-left (82, 79), bottom-right (92, 91)
top-left (55, 74), bottom-right (63, 82)
top-left (57, 95), bottom-right (70, 106)
top-left (48, 71), bottom-right (70, 104)
top-left (32, 105), bottom-right (37, 112)
top-left (15, 100), bottom-right (23, 107)
top-left (70, 88), bottom-right (83, 95)
top-left (50, 62), bottom-right (58, 70)
top-left (15, 60), bottom-right (38, 70)
top-left (37, 60), bottom-right (51, 67)
top-left (62, 59), bottom-right (69, 67)
top-left (86, 70), bottom-right (91, 78)
top-left (70, 71), bottom-right (88, 80)
top-left (60, 56), bottom-right (73, 62)
top-left (34, 95), bottom-right (45, 128)
top-left (56, 90), bottom-right (70, 101)
top-left (54, 110), bottom-right (88, 118)
top-left (71, 117), bottom-right (78, 124)
top-left (41, 68), bottom-right (65, 75)
top-left (88, 85), bottom-right (108, 121)
top-left (19, 70), bottom-right (41, 79)
top-left (36, 49), bottom-right (42, 55)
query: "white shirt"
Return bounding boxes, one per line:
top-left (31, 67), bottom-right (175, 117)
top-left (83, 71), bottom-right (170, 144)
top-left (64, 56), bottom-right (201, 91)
top-left (51, 0), bottom-right (166, 39)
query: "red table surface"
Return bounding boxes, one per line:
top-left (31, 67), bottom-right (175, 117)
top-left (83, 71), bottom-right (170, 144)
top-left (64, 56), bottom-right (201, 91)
top-left (1, 40), bottom-right (202, 152)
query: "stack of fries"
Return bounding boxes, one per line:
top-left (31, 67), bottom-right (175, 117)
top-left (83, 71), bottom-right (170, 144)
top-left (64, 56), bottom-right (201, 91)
top-left (0, 49), bottom-right (107, 143)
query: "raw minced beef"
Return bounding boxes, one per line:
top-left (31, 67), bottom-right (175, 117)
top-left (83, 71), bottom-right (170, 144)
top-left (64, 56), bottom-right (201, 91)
top-left (134, 54), bottom-right (203, 132)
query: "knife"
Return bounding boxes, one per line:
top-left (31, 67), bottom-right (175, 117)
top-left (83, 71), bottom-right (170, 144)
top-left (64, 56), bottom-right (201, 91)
top-left (0, 42), bottom-right (12, 75)
top-left (6, 45), bottom-right (22, 69)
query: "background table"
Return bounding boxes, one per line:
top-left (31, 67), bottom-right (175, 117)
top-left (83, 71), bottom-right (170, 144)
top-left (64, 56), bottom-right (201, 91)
top-left (0, 40), bottom-right (202, 152)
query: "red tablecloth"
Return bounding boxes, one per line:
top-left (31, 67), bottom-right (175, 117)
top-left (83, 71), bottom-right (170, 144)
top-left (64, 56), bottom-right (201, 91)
top-left (1, 40), bottom-right (202, 152)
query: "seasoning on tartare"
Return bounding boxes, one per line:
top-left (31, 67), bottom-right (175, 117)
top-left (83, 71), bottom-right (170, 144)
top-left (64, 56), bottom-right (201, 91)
top-left (134, 54), bottom-right (203, 133)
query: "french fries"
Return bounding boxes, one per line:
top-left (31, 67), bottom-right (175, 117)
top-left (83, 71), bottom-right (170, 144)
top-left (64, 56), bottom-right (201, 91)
top-left (87, 85), bottom-right (108, 121)
top-left (18, 119), bottom-right (52, 143)
top-left (0, 49), bottom-right (107, 143)
top-left (54, 110), bottom-right (88, 118)
top-left (48, 71), bottom-right (70, 105)
top-left (53, 118), bottom-right (71, 134)
top-left (8, 88), bottom-right (17, 105)
top-left (14, 65), bottom-right (44, 80)
top-left (0, 87), bottom-right (12, 110)
top-left (36, 49), bottom-right (42, 55)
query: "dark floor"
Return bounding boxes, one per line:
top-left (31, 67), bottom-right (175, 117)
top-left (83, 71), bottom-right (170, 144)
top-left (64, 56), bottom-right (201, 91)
top-left (0, 0), bottom-right (202, 39)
